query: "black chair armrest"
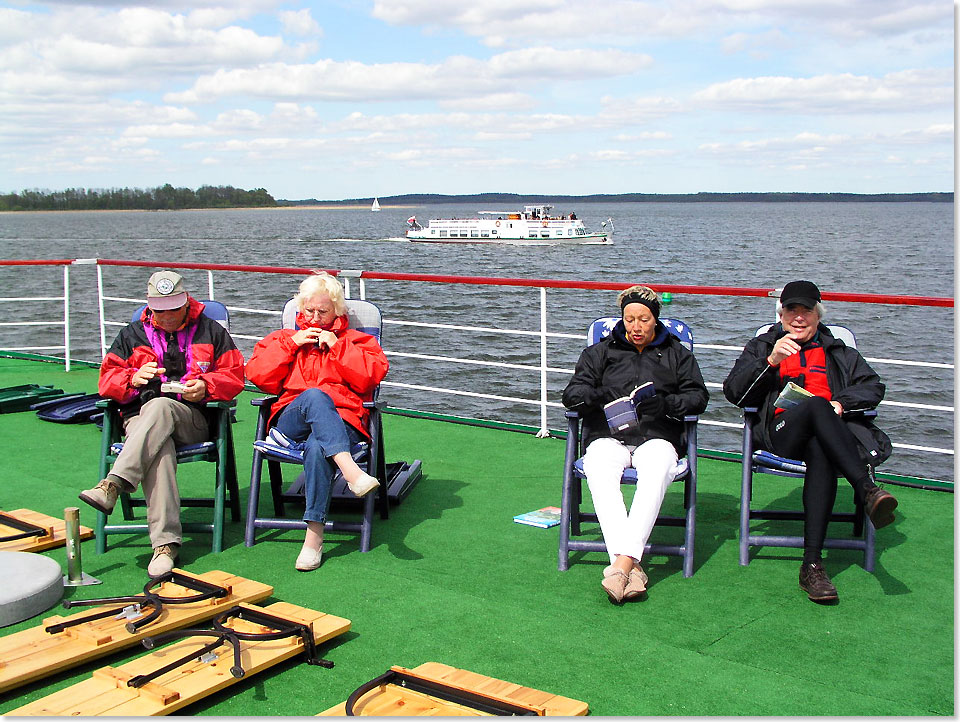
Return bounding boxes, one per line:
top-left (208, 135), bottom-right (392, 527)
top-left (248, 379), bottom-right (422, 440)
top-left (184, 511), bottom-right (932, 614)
top-left (251, 395), bottom-right (279, 407)
top-left (564, 410), bottom-right (581, 419)
top-left (95, 398), bottom-right (114, 409)
top-left (364, 399), bottom-right (387, 410)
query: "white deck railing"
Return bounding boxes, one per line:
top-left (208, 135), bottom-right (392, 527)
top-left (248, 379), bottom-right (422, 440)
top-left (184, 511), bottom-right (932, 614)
top-left (0, 259), bottom-right (953, 483)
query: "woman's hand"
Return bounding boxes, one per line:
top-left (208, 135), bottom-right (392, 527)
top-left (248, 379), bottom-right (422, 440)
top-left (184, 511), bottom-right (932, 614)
top-left (131, 361), bottom-right (164, 388)
top-left (830, 400), bottom-right (843, 416)
top-left (315, 330), bottom-right (338, 349)
top-left (767, 335), bottom-right (801, 366)
top-left (292, 328), bottom-right (322, 346)
top-left (636, 394), bottom-right (665, 417)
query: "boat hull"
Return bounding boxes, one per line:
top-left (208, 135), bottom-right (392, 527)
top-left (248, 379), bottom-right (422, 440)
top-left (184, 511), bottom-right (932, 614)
top-left (407, 232), bottom-right (609, 244)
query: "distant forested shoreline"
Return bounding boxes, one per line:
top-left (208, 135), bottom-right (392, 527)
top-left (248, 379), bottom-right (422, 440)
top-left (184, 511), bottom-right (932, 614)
top-left (0, 184), bottom-right (277, 211)
top-left (284, 191), bottom-right (952, 206)
top-left (1, 187), bottom-right (950, 212)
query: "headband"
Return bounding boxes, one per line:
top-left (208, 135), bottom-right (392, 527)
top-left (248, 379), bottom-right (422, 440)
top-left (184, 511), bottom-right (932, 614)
top-left (620, 293), bottom-right (660, 319)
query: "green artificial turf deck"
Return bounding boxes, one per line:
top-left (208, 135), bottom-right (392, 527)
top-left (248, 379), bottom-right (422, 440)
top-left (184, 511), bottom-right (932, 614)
top-left (0, 357), bottom-right (953, 716)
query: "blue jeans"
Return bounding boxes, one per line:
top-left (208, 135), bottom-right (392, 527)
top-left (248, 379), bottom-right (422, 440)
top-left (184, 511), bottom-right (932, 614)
top-left (274, 388), bottom-right (363, 524)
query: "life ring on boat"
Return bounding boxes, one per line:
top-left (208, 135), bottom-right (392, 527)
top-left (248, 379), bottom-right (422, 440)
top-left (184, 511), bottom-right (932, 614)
top-left (495, 220), bottom-right (500, 227)
top-left (541, 220), bottom-right (548, 227)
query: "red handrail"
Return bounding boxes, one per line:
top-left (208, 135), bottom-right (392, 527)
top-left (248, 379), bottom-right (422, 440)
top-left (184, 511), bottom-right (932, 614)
top-left (0, 258), bottom-right (953, 308)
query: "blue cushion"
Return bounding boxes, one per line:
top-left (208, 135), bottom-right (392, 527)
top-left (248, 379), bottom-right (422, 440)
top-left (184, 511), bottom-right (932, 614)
top-left (753, 450), bottom-right (806, 474)
top-left (253, 440), bottom-right (369, 465)
top-left (112, 441), bottom-right (215, 460)
top-left (573, 456), bottom-right (689, 482)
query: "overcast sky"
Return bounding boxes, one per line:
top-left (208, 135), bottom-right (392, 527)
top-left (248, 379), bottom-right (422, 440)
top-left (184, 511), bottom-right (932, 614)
top-left (0, 1), bottom-right (953, 200)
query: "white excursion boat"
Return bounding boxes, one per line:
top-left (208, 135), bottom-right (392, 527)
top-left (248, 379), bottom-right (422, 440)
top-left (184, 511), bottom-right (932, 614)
top-left (405, 205), bottom-right (612, 243)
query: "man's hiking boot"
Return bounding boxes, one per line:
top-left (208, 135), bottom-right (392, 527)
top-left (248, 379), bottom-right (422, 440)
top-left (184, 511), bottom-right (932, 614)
top-left (799, 561), bottom-right (839, 604)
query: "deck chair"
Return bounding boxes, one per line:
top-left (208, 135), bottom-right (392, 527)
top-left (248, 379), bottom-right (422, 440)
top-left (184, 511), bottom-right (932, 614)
top-left (244, 298), bottom-right (389, 552)
top-left (738, 323), bottom-right (876, 571)
top-left (95, 300), bottom-right (241, 554)
top-left (559, 317), bottom-right (700, 577)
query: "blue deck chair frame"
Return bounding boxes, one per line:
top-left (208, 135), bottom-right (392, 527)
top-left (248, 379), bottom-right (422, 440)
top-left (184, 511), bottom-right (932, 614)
top-left (95, 300), bottom-right (240, 554)
top-left (559, 317), bottom-right (700, 577)
top-left (738, 323), bottom-right (876, 571)
top-left (244, 298), bottom-right (389, 552)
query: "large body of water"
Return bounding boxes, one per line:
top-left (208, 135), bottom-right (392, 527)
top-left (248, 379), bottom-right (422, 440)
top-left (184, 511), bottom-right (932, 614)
top-left (0, 201), bottom-right (953, 482)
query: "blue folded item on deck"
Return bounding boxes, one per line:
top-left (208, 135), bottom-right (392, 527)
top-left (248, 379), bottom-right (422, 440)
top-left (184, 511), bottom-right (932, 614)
top-left (31, 393), bottom-right (102, 423)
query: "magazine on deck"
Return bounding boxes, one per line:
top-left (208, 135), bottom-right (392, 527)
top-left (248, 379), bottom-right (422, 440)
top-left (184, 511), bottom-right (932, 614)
top-left (513, 506), bottom-right (562, 528)
top-left (774, 381), bottom-right (815, 410)
top-left (603, 382), bottom-right (656, 433)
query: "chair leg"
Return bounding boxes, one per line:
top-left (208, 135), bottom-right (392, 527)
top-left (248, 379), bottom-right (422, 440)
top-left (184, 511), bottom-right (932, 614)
top-left (739, 424), bottom-right (755, 567)
top-left (245, 450), bottom-right (265, 548)
top-left (359, 488), bottom-right (375, 552)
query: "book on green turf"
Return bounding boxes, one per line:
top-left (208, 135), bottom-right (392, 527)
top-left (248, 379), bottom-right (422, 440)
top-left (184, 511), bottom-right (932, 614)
top-left (513, 506), bottom-right (562, 528)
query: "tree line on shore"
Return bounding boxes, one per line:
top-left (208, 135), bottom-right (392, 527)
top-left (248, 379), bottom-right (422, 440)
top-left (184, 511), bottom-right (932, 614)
top-left (0, 184), bottom-right (277, 211)
top-left (284, 191), bottom-right (953, 206)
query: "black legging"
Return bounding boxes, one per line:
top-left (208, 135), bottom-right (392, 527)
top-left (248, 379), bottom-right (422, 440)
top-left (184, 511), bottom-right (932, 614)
top-left (770, 396), bottom-right (870, 561)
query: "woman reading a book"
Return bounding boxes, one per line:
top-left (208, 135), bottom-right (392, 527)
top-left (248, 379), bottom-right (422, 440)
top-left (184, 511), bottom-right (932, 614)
top-left (246, 272), bottom-right (389, 572)
top-left (562, 285), bottom-right (708, 603)
top-left (722, 280), bottom-right (897, 604)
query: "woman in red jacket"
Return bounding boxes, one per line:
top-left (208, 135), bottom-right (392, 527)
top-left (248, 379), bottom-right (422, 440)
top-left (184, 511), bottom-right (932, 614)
top-left (246, 272), bottom-right (389, 571)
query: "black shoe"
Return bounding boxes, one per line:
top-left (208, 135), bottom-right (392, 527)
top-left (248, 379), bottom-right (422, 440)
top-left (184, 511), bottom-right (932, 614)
top-left (863, 485), bottom-right (898, 529)
top-left (799, 562), bottom-right (839, 603)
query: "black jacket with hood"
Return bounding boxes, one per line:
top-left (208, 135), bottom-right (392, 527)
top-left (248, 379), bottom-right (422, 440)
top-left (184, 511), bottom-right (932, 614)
top-left (722, 322), bottom-right (885, 453)
top-left (562, 319), bottom-right (709, 454)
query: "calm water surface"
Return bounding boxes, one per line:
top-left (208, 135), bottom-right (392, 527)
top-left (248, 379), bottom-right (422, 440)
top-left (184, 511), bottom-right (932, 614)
top-left (0, 202), bottom-right (953, 482)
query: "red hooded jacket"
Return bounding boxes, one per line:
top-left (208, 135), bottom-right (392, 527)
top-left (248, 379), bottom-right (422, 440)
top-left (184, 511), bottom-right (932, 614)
top-left (245, 314), bottom-right (388, 437)
top-left (98, 297), bottom-right (246, 417)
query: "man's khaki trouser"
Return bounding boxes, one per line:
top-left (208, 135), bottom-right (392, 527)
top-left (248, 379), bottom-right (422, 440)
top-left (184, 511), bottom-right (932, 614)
top-left (110, 397), bottom-right (209, 548)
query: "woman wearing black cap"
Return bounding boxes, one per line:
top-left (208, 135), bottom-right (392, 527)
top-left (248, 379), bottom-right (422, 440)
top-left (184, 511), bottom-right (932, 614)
top-left (723, 280), bottom-right (898, 604)
top-left (562, 285), bottom-right (708, 603)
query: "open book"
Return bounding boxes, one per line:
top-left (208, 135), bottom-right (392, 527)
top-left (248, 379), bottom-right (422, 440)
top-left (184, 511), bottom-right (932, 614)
top-left (603, 382), bottom-right (656, 433)
top-left (774, 381), bottom-right (815, 410)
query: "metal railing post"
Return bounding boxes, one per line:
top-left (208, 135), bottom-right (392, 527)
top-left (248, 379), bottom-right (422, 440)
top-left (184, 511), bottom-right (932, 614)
top-left (537, 286), bottom-right (549, 438)
top-left (62, 265), bottom-right (71, 371)
top-left (96, 263), bottom-right (107, 359)
top-left (207, 270), bottom-right (215, 300)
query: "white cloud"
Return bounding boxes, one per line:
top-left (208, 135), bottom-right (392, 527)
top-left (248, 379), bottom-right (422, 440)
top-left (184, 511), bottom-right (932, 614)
top-left (280, 9), bottom-right (323, 37)
top-left (165, 47), bottom-right (652, 104)
top-left (692, 70), bottom-right (952, 113)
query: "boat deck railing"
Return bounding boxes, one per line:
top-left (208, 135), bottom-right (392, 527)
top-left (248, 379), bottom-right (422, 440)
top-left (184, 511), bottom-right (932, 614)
top-left (0, 258), bottom-right (953, 488)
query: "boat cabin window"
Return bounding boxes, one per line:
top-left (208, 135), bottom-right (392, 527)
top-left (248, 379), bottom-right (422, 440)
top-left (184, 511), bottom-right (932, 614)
top-left (471, 230), bottom-right (479, 237)
top-left (440, 230), bottom-right (447, 237)
top-left (481, 231), bottom-right (489, 237)
top-left (528, 229), bottom-right (537, 238)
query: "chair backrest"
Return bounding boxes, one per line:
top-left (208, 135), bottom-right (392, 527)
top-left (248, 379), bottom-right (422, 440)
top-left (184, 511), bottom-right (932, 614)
top-left (587, 317), bottom-right (693, 351)
top-left (281, 297), bottom-right (382, 343)
top-left (755, 323), bottom-right (857, 349)
top-left (131, 300), bottom-right (229, 330)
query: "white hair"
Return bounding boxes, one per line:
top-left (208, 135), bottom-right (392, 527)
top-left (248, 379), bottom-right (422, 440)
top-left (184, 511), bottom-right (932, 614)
top-left (777, 300), bottom-right (825, 320)
top-left (294, 271), bottom-right (346, 316)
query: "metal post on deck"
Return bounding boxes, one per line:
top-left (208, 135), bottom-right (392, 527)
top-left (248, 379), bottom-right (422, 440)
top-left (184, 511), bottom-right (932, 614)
top-left (207, 270), bottom-right (215, 300)
top-left (537, 286), bottom-right (549, 438)
top-left (63, 506), bottom-right (100, 586)
top-left (96, 263), bottom-right (107, 359)
top-left (339, 270), bottom-right (363, 300)
top-left (62, 265), bottom-right (71, 372)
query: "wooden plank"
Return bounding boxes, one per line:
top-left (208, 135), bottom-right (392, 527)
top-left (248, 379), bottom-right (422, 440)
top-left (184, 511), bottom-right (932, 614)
top-left (0, 569), bottom-right (273, 694)
top-left (0, 508), bottom-right (93, 552)
top-left (7, 602), bottom-right (351, 716)
top-left (317, 662), bottom-right (589, 716)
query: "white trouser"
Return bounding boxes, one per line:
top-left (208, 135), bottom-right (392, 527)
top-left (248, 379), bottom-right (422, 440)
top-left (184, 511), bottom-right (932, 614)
top-left (581, 437), bottom-right (679, 564)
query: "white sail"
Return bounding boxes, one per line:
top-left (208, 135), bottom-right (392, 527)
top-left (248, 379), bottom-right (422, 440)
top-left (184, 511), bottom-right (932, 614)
top-left (371, 197), bottom-right (381, 212)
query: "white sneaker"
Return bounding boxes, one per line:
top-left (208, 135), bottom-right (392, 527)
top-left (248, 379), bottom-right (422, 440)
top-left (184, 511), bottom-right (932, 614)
top-left (347, 473), bottom-right (380, 498)
top-left (295, 545), bottom-right (323, 571)
top-left (267, 428), bottom-right (305, 450)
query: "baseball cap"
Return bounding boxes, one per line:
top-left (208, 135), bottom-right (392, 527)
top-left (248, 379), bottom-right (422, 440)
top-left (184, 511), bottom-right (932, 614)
top-left (146, 270), bottom-right (188, 311)
top-left (779, 280), bottom-right (821, 309)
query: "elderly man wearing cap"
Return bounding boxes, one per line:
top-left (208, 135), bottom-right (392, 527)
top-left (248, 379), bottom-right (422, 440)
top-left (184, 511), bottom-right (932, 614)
top-left (78, 270), bottom-right (245, 577)
top-left (723, 280), bottom-right (898, 604)
top-left (562, 285), bottom-right (709, 603)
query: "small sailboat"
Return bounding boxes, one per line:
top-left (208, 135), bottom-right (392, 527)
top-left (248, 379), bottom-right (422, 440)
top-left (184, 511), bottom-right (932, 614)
top-left (371, 197), bottom-right (381, 212)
